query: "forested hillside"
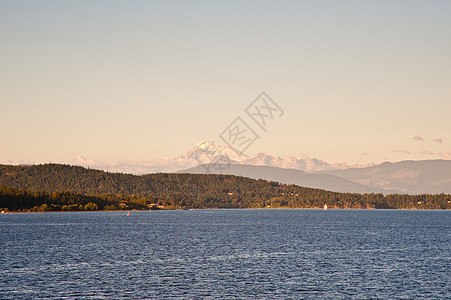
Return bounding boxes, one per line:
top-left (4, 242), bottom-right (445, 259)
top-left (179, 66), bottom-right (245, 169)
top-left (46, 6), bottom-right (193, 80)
top-left (0, 164), bottom-right (450, 212)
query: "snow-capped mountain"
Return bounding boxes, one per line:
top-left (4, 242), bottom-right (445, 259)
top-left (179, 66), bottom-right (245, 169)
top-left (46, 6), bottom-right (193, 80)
top-left (3, 140), bottom-right (450, 194)
top-left (176, 141), bottom-right (249, 165)
top-left (60, 141), bottom-right (372, 174)
top-left (177, 144), bottom-right (451, 194)
top-left (240, 153), bottom-right (347, 172)
top-left (3, 140), bottom-right (372, 174)
top-left (241, 153), bottom-right (302, 170)
top-left (180, 141), bottom-right (373, 172)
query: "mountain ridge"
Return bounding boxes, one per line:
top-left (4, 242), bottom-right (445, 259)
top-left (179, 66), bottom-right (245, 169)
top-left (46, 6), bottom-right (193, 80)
top-left (2, 141), bottom-right (450, 194)
top-left (1, 140), bottom-right (374, 174)
top-left (315, 159), bottom-right (451, 194)
top-left (178, 163), bottom-right (392, 194)
top-left (1, 163), bottom-right (449, 211)
top-left (179, 158), bottom-right (451, 195)
top-left (175, 141), bottom-right (374, 172)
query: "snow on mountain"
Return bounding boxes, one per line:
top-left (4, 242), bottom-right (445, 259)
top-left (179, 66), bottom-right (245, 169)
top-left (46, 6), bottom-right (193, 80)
top-left (241, 153), bottom-right (301, 169)
top-left (2, 140), bottom-right (371, 175)
top-left (61, 141), bottom-right (250, 174)
top-left (180, 142), bottom-right (369, 172)
top-left (176, 141), bottom-right (249, 165)
top-left (239, 152), bottom-right (373, 172)
top-left (3, 140), bottom-right (449, 194)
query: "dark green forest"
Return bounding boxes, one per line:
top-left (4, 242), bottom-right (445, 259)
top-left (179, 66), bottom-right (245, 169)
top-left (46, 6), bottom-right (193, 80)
top-left (0, 164), bottom-right (450, 212)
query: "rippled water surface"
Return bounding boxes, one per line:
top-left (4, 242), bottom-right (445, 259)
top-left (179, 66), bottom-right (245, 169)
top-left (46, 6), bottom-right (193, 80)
top-left (1, 209), bottom-right (450, 299)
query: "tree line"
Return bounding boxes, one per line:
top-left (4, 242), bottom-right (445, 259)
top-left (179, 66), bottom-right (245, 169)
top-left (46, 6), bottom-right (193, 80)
top-left (0, 186), bottom-right (150, 212)
top-left (0, 163), bottom-right (450, 212)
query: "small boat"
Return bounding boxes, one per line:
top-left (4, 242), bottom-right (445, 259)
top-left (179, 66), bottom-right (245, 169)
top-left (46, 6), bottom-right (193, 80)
top-left (323, 204), bottom-right (328, 211)
top-left (127, 211), bottom-right (130, 216)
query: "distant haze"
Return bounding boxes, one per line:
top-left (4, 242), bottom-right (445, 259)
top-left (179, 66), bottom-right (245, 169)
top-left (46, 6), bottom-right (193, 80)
top-left (2, 141), bottom-right (450, 195)
top-left (1, 141), bottom-right (375, 174)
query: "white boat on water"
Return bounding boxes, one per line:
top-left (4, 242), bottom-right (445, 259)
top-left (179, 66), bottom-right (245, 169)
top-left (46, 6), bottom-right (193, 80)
top-left (323, 204), bottom-right (328, 210)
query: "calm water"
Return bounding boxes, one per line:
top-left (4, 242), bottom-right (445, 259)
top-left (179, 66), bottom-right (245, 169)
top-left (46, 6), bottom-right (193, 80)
top-left (1, 209), bottom-right (450, 299)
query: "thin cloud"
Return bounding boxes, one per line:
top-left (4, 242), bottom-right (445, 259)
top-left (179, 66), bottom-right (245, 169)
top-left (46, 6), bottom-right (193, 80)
top-left (437, 152), bottom-right (451, 160)
top-left (64, 156), bottom-right (193, 174)
top-left (412, 135), bottom-right (424, 142)
top-left (433, 137), bottom-right (443, 144)
top-left (391, 149), bottom-right (412, 154)
top-left (0, 159), bottom-right (34, 165)
top-left (422, 151), bottom-right (434, 155)
top-left (359, 152), bottom-right (368, 157)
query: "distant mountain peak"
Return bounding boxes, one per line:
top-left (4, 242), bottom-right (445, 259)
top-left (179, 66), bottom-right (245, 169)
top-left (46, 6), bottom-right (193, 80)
top-left (192, 140), bottom-right (217, 150)
top-left (4, 140), bottom-right (376, 175)
top-left (176, 141), bottom-right (376, 173)
top-left (178, 140), bottom-right (249, 165)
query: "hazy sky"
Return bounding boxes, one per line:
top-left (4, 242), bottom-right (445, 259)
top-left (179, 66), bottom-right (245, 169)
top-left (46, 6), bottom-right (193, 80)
top-left (1, 0), bottom-right (450, 165)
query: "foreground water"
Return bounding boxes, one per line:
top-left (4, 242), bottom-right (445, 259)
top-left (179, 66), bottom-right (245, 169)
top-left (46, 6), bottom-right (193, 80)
top-left (1, 209), bottom-right (450, 299)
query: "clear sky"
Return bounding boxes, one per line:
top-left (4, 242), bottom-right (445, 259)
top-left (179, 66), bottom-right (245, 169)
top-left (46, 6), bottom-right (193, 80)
top-left (1, 0), bottom-right (450, 165)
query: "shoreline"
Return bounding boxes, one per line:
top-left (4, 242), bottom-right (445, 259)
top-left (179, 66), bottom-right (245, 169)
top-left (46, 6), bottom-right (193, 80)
top-left (2, 207), bottom-right (449, 214)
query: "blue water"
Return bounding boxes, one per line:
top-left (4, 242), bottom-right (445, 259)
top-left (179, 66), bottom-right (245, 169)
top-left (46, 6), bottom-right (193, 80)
top-left (1, 209), bottom-right (450, 299)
